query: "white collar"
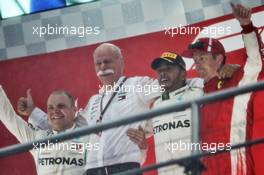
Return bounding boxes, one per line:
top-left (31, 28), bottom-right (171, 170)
top-left (169, 84), bottom-right (189, 97)
top-left (52, 123), bottom-right (76, 134)
top-left (168, 79), bottom-right (200, 97)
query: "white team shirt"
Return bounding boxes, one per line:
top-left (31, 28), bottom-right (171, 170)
top-left (152, 78), bottom-right (204, 175)
top-left (0, 86), bottom-right (89, 175)
top-left (82, 76), bottom-right (160, 169)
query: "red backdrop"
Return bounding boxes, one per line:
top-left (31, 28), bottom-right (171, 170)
top-left (0, 6), bottom-right (264, 175)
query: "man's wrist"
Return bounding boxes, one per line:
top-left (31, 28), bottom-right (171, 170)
top-left (241, 22), bottom-right (255, 34)
top-left (28, 106), bottom-right (35, 115)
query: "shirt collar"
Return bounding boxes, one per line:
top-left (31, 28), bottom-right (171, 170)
top-left (52, 123), bottom-right (76, 134)
top-left (168, 78), bottom-right (201, 97)
top-left (169, 84), bottom-right (188, 97)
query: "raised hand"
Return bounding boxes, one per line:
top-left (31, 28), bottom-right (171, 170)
top-left (17, 89), bottom-right (35, 116)
top-left (217, 64), bottom-right (240, 79)
top-left (231, 2), bottom-right (251, 26)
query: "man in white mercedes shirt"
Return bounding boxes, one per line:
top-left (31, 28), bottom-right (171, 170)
top-left (0, 88), bottom-right (90, 175)
top-left (151, 52), bottom-right (204, 175)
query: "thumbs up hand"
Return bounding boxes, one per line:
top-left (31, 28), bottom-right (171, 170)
top-left (17, 89), bottom-right (35, 116)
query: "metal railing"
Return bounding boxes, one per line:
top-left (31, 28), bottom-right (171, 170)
top-left (115, 137), bottom-right (264, 175)
top-left (1, 80), bottom-right (264, 174)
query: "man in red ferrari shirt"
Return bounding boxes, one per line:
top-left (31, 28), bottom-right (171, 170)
top-left (182, 3), bottom-right (264, 175)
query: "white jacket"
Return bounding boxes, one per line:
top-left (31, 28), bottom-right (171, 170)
top-left (0, 86), bottom-right (89, 175)
top-left (152, 78), bottom-right (204, 175)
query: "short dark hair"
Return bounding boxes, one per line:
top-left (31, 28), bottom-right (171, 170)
top-left (50, 90), bottom-right (75, 107)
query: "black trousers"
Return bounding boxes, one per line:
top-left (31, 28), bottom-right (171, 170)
top-left (84, 162), bottom-right (142, 175)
